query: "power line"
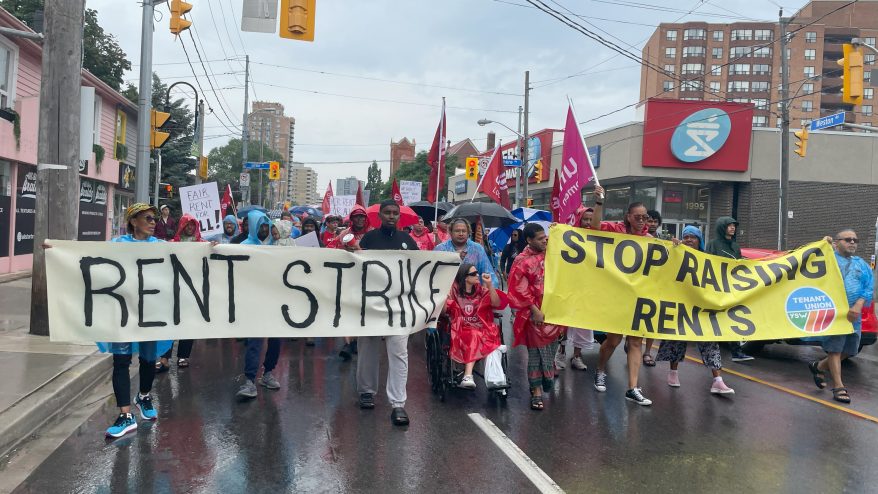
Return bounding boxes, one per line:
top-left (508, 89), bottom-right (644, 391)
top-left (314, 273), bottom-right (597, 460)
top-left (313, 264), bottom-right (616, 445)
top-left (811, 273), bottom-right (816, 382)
top-left (177, 35), bottom-right (241, 134)
top-left (187, 26), bottom-right (243, 130)
top-left (203, 0), bottom-right (246, 86)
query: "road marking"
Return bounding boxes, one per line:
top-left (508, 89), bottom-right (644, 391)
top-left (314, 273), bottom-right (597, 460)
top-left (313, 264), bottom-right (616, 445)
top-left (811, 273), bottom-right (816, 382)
top-left (467, 413), bottom-right (565, 494)
top-left (684, 356), bottom-right (878, 424)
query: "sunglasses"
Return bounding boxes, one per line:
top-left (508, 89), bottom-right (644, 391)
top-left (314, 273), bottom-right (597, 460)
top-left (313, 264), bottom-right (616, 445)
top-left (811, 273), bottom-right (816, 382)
top-left (837, 237), bottom-right (859, 243)
top-left (630, 214), bottom-right (650, 221)
top-left (141, 215), bottom-right (157, 223)
top-left (466, 272), bottom-right (479, 277)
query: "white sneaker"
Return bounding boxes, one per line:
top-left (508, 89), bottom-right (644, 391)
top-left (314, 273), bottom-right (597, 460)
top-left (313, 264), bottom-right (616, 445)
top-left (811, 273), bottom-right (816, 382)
top-left (459, 375), bottom-right (476, 389)
top-left (554, 349), bottom-right (567, 370)
top-left (668, 370), bottom-right (681, 387)
top-left (710, 379), bottom-right (735, 395)
top-left (570, 356), bottom-right (588, 371)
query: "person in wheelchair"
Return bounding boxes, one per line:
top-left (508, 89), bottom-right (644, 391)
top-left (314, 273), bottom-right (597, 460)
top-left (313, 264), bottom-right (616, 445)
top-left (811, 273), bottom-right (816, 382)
top-left (444, 263), bottom-right (504, 389)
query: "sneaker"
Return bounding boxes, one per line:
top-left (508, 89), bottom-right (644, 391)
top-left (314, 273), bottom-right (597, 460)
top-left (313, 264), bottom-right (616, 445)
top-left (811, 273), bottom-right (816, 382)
top-left (731, 350), bottom-right (755, 362)
top-left (258, 372), bottom-right (280, 390)
top-left (554, 348), bottom-right (567, 370)
top-left (570, 356), bottom-right (588, 371)
top-left (667, 370), bottom-right (681, 388)
top-left (339, 343), bottom-right (353, 361)
top-left (710, 379), bottom-right (735, 395)
top-left (106, 413), bottom-right (137, 438)
top-left (625, 387), bottom-right (652, 406)
top-left (459, 375), bottom-right (476, 389)
top-left (594, 371), bottom-right (607, 392)
top-left (359, 392), bottom-right (375, 409)
top-left (236, 379), bottom-right (258, 400)
top-left (135, 394), bottom-right (158, 420)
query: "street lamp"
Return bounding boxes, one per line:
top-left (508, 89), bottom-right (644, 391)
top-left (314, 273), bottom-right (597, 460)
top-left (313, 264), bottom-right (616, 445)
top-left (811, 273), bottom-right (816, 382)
top-left (477, 118), bottom-right (525, 208)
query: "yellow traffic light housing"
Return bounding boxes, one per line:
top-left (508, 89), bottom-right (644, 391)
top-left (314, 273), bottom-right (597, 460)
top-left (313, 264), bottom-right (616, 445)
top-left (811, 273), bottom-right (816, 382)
top-left (198, 156), bottom-right (209, 179)
top-left (794, 127), bottom-right (809, 158)
top-left (170, 0), bottom-right (193, 35)
top-left (269, 161), bottom-right (281, 180)
top-left (165, 184), bottom-right (174, 198)
top-left (533, 159), bottom-right (543, 183)
top-left (465, 156), bottom-right (479, 180)
top-left (150, 109), bottom-right (171, 149)
top-left (280, 0), bottom-right (316, 41)
top-left (837, 44), bottom-right (864, 105)
top-left (526, 198), bottom-right (534, 207)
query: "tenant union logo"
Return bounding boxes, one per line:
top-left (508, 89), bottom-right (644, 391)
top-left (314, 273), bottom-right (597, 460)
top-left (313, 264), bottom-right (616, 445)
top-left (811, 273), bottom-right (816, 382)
top-left (670, 108), bottom-right (732, 163)
top-left (785, 287), bottom-right (836, 334)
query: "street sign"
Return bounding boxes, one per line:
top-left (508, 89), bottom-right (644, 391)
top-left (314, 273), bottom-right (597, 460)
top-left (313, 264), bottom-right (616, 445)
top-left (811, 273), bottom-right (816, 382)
top-left (503, 158), bottom-right (522, 167)
top-left (810, 112), bottom-right (845, 131)
top-left (239, 173), bottom-right (250, 186)
top-left (244, 161), bottom-right (270, 170)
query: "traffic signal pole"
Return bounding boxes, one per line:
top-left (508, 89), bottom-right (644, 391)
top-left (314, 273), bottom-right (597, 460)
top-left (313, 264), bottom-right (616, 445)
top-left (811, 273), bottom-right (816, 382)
top-left (779, 12), bottom-right (791, 251)
top-left (135, 0), bottom-right (159, 203)
top-left (522, 71), bottom-right (530, 204)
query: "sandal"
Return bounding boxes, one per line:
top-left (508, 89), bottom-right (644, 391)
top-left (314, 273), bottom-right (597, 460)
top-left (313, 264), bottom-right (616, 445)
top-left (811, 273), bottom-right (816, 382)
top-left (831, 387), bottom-right (851, 404)
top-left (808, 361), bottom-right (826, 389)
top-left (155, 362), bottom-right (169, 374)
top-left (642, 354), bottom-right (656, 367)
top-left (530, 395), bottom-right (544, 411)
top-left (178, 358), bottom-right (190, 368)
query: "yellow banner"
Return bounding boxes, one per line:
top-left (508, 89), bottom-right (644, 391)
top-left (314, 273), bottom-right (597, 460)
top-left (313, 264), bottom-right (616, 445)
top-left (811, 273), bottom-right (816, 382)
top-left (543, 225), bottom-right (853, 341)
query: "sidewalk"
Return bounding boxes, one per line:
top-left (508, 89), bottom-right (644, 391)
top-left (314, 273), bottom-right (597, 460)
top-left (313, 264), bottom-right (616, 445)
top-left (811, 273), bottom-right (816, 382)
top-left (0, 275), bottom-right (111, 459)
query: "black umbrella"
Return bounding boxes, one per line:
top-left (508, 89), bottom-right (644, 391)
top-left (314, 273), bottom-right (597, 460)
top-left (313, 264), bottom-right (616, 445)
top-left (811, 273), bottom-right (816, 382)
top-left (443, 202), bottom-right (519, 228)
top-left (408, 201), bottom-right (454, 222)
top-left (236, 205), bottom-right (268, 219)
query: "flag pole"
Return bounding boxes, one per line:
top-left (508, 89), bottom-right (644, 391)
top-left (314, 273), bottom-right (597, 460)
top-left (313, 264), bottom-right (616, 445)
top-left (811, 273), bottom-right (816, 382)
top-left (471, 141), bottom-right (500, 201)
top-left (567, 97), bottom-right (600, 187)
top-left (433, 97), bottom-right (445, 225)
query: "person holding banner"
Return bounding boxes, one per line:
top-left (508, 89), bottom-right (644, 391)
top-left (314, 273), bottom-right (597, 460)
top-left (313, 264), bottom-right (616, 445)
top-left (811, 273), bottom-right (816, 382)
top-left (809, 230), bottom-right (874, 404)
top-left (240, 210), bottom-right (274, 246)
top-left (588, 185), bottom-right (653, 406)
top-left (508, 223), bottom-right (566, 411)
top-left (331, 206), bottom-right (373, 360)
top-left (656, 226), bottom-right (735, 395)
top-left (556, 205), bottom-right (597, 372)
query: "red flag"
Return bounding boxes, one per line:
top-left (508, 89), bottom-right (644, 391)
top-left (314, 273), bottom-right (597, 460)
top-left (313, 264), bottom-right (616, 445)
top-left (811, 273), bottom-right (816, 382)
top-left (478, 144), bottom-right (510, 209)
top-left (355, 181), bottom-right (365, 207)
top-left (220, 184), bottom-right (234, 218)
top-left (321, 182), bottom-right (334, 215)
top-left (550, 169), bottom-right (561, 223)
top-left (391, 179), bottom-right (404, 206)
top-left (427, 99), bottom-right (446, 203)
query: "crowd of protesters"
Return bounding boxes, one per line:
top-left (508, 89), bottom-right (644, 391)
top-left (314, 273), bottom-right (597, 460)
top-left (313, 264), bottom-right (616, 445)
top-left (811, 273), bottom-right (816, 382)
top-left (86, 193), bottom-right (873, 437)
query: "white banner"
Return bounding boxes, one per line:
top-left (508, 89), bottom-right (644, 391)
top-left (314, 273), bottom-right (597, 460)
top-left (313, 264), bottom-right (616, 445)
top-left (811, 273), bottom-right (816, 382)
top-left (179, 182), bottom-right (223, 238)
top-left (399, 180), bottom-right (422, 205)
top-left (330, 195), bottom-right (356, 217)
top-left (45, 241), bottom-right (460, 343)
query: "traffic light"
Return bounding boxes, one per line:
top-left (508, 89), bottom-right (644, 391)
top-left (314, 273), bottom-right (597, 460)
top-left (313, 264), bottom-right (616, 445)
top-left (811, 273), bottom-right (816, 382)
top-left (794, 127), bottom-right (809, 157)
top-left (269, 161), bottom-right (281, 180)
top-left (198, 156), bottom-right (209, 179)
top-left (533, 159), bottom-right (543, 183)
top-left (279, 0), bottom-right (316, 41)
top-left (170, 0), bottom-right (193, 35)
top-left (526, 197), bottom-right (534, 207)
top-left (465, 156), bottom-right (479, 180)
top-left (837, 43), bottom-right (864, 105)
top-left (150, 109), bottom-right (171, 149)
top-left (160, 183), bottom-right (174, 198)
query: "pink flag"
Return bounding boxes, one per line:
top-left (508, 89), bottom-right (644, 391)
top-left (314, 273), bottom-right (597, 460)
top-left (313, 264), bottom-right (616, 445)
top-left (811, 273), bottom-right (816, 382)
top-left (558, 104), bottom-right (598, 225)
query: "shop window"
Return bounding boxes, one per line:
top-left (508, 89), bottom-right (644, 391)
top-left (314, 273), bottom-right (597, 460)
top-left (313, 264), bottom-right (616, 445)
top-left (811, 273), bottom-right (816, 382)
top-left (661, 183), bottom-right (710, 223)
top-left (602, 186), bottom-right (632, 221)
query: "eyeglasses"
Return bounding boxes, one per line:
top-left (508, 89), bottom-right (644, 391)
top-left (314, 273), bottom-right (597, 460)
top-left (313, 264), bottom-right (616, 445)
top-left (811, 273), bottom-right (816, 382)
top-left (142, 215), bottom-right (157, 223)
top-left (837, 237), bottom-right (859, 243)
top-left (466, 272), bottom-right (479, 277)
top-left (630, 214), bottom-right (650, 221)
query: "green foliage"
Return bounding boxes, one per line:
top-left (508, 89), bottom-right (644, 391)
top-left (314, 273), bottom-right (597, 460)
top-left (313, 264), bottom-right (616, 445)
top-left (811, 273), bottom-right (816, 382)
top-left (381, 152), bottom-right (460, 201)
top-left (93, 144), bottom-right (105, 170)
top-left (365, 161), bottom-right (384, 205)
top-left (207, 138), bottom-right (283, 205)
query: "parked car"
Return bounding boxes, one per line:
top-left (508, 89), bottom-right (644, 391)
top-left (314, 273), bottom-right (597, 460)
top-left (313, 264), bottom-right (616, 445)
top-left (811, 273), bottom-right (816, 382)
top-left (739, 248), bottom-right (877, 355)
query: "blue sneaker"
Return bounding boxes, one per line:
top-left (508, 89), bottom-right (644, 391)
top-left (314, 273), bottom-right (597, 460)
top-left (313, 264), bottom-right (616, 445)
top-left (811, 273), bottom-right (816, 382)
top-left (135, 394), bottom-right (158, 421)
top-left (106, 413), bottom-right (137, 438)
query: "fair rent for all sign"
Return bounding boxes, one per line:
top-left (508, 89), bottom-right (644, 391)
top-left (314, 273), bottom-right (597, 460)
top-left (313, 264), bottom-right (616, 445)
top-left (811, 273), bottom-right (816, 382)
top-left (180, 182), bottom-right (223, 238)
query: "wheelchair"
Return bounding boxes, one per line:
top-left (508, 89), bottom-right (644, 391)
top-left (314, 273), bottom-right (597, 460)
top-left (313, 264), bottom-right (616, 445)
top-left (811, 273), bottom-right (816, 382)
top-left (424, 312), bottom-right (510, 402)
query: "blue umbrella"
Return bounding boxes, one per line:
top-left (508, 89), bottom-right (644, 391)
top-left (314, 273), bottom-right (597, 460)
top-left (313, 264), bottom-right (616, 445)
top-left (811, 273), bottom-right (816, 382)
top-left (236, 205), bottom-right (268, 220)
top-left (290, 206), bottom-right (323, 218)
top-left (487, 207), bottom-right (553, 252)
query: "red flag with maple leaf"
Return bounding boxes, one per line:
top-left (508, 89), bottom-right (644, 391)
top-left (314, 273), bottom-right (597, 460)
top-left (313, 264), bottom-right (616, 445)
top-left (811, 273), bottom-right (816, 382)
top-left (427, 99), bottom-right (446, 203)
top-left (478, 144), bottom-right (510, 209)
top-left (321, 182), bottom-right (334, 215)
top-left (355, 181), bottom-right (365, 207)
top-left (391, 179), bottom-right (404, 206)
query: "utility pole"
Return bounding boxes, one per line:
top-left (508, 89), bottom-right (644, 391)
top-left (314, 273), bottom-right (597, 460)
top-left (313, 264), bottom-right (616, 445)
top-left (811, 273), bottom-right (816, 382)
top-left (30, 0), bottom-right (86, 336)
top-left (779, 12), bottom-right (791, 250)
top-left (522, 71), bottom-right (530, 204)
top-left (259, 119), bottom-right (265, 207)
top-left (153, 150), bottom-right (162, 206)
top-left (195, 99), bottom-right (205, 184)
top-left (516, 105), bottom-right (523, 208)
top-left (135, 0), bottom-right (157, 203)
top-left (241, 55), bottom-right (250, 205)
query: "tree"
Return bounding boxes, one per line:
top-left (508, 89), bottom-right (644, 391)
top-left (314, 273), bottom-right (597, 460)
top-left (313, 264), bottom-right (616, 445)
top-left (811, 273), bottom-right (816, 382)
top-left (382, 152), bottom-right (460, 202)
top-left (207, 138), bottom-right (282, 206)
top-left (1, 2), bottom-right (132, 90)
top-left (365, 160), bottom-right (384, 205)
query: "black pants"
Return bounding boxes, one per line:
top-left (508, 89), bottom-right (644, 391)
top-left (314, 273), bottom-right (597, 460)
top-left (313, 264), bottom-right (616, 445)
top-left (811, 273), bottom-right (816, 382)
top-left (112, 354), bottom-right (155, 407)
top-left (161, 340), bottom-right (194, 360)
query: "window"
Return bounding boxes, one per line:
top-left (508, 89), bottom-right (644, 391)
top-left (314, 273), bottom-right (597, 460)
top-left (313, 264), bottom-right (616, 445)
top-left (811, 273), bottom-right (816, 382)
top-left (863, 105), bottom-right (873, 116)
top-left (666, 30), bottom-right (678, 41)
top-left (866, 88), bottom-right (874, 99)
top-left (753, 47), bottom-right (772, 58)
top-left (683, 28), bottom-right (706, 40)
top-left (683, 46), bottom-right (705, 57)
top-left (0, 37), bottom-right (18, 109)
top-left (804, 49), bottom-right (816, 61)
top-left (754, 29), bottom-right (773, 41)
top-left (711, 64), bottom-right (722, 75)
top-left (113, 109), bottom-right (127, 160)
top-left (866, 70), bottom-right (872, 82)
top-left (665, 47), bottom-right (676, 59)
top-left (752, 115), bottom-right (768, 127)
top-left (727, 81), bottom-right (749, 92)
top-left (804, 66), bottom-right (815, 77)
top-left (731, 29), bottom-right (752, 41)
top-left (731, 98), bottom-right (749, 103)
top-left (801, 100), bottom-right (813, 112)
top-left (92, 95), bottom-right (102, 146)
top-left (663, 80), bottom-right (674, 91)
top-left (752, 98), bottom-right (769, 109)
top-left (751, 81), bottom-right (770, 92)
top-left (680, 63), bottom-right (704, 75)
top-left (712, 47), bottom-right (723, 59)
top-left (729, 64), bottom-right (750, 75)
top-left (664, 64), bottom-right (675, 74)
top-left (866, 54), bottom-right (876, 65)
top-left (802, 83), bottom-right (814, 95)
top-left (681, 80), bottom-right (703, 91)
top-left (866, 37), bottom-right (876, 46)
top-left (805, 31), bottom-right (816, 43)
top-left (730, 46), bottom-right (752, 58)
top-left (709, 81), bottom-right (720, 92)
top-left (712, 30), bottom-right (724, 42)
top-left (753, 64), bottom-right (771, 75)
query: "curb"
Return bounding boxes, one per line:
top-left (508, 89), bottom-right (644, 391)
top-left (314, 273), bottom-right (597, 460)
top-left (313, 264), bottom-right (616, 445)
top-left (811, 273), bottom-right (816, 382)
top-left (0, 352), bottom-right (112, 459)
top-left (0, 271), bottom-right (31, 284)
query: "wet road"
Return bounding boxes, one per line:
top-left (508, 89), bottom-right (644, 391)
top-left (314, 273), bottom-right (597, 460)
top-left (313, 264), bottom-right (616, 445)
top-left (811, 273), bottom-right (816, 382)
top-left (12, 335), bottom-right (878, 494)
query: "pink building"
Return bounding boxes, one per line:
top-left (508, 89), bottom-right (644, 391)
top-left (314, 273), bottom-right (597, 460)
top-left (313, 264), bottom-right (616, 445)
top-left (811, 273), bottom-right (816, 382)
top-left (0, 8), bottom-right (138, 274)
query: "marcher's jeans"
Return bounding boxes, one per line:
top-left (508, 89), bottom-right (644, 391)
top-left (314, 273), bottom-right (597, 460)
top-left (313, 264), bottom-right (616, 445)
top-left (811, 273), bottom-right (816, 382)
top-left (244, 338), bottom-right (281, 381)
top-left (161, 340), bottom-right (194, 360)
top-left (356, 335), bottom-right (408, 407)
top-left (112, 354), bottom-right (155, 407)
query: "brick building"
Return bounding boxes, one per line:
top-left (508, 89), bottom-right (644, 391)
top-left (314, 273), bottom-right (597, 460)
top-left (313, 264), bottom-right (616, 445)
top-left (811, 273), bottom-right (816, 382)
top-left (640, 0), bottom-right (878, 130)
top-left (390, 137), bottom-right (415, 177)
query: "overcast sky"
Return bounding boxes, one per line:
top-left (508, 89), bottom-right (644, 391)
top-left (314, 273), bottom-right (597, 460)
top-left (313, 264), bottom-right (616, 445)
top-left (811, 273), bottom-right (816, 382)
top-left (88, 0), bottom-right (793, 198)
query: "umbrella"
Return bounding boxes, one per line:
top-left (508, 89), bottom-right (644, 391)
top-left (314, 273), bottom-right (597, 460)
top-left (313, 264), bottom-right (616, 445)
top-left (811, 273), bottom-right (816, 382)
top-left (236, 205), bottom-right (267, 220)
top-left (408, 201), bottom-right (454, 222)
top-left (366, 203), bottom-right (420, 229)
top-left (488, 207), bottom-right (553, 253)
top-left (443, 202), bottom-right (519, 228)
top-left (290, 206), bottom-right (323, 219)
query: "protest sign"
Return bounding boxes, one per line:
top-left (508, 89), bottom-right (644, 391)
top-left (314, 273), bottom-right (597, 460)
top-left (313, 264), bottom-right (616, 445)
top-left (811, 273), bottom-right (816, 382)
top-left (180, 182), bottom-right (222, 238)
top-left (399, 180), bottom-right (422, 205)
top-left (45, 241), bottom-right (460, 343)
top-left (543, 225), bottom-right (853, 341)
top-left (330, 195), bottom-right (356, 218)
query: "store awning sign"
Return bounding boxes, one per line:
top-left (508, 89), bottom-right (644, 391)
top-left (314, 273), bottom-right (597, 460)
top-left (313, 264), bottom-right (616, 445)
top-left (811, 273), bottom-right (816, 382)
top-left (670, 108), bottom-right (732, 163)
